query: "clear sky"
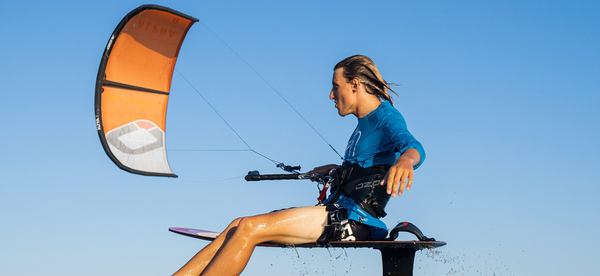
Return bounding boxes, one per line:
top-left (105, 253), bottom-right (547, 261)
top-left (1, 0), bottom-right (599, 275)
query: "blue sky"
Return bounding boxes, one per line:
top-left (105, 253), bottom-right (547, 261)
top-left (1, 0), bottom-right (599, 275)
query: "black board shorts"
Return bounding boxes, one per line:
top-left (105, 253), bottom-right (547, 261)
top-left (317, 204), bottom-right (372, 243)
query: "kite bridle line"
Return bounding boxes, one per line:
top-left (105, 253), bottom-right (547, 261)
top-left (198, 21), bottom-right (344, 160)
top-left (176, 71), bottom-right (298, 173)
top-left (172, 20), bottom-right (344, 174)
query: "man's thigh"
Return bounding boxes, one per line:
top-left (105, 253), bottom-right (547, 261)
top-left (243, 205), bottom-right (328, 244)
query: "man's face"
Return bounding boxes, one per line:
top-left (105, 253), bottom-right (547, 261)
top-left (329, 68), bottom-right (356, 116)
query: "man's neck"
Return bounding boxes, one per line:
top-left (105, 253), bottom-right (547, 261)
top-left (356, 96), bottom-right (382, 118)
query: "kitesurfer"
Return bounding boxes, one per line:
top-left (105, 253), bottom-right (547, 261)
top-left (173, 55), bottom-right (425, 276)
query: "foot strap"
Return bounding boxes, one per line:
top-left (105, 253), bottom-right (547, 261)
top-left (386, 222), bottom-right (435, 241)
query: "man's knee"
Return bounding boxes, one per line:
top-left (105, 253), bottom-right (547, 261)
top-left (236, 217), bottom-right (264, 238)
top-left (220, 217), bottom-right (244, 237)
top-left (229, 217), bottom-right (243, 228)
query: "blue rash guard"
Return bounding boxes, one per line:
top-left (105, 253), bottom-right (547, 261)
top-left (327, 100), bottom-right (425, 238)
top-left (344, 100), bottom-right (425, 169)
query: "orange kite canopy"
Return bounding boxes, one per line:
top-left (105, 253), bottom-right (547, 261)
top-left (95, 5), bottom-right (198, 177)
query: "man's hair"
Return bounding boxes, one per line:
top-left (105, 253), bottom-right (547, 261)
top-left (334, 55), bottom-right (397, 104)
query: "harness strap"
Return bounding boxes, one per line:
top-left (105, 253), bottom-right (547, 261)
top-left (317, 185), bottom-right (329, 203)
top-left (327, 163), bottom-right (391, 218)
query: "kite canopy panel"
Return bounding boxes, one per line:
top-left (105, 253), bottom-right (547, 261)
top-left (95, 5), bottom-right (198, 177)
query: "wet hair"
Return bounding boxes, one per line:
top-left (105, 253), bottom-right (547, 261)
top-left (334, 55), bottom-right (397, 104)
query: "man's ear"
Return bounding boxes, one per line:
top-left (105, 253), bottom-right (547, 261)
top-left (351, 78), bottom-right (361, 92)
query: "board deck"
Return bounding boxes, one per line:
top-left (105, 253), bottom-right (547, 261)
top-left (169, 227), bottom-right (446, 249)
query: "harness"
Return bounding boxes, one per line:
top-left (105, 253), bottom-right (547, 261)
top-left (322, 162), bottom-right (391, 218)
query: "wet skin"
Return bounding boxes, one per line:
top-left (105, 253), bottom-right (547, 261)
top-left (173, 206), bottom-right (328, 276)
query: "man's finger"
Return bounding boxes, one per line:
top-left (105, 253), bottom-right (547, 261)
top-left (381, 172), bottom-right (389, 186)
top-left (407, 170), bottom-right (414, 190)
top-left (391, 170), bottom-right (404, 197)
top-left (399, 171), bottom-right (408, 194)
top-left (386, 167), bottom-right (397, 194)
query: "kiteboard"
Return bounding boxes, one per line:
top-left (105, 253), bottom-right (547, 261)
top-left (169, 223), bottom-right (445, 276)
top-left (168, 227), bottom-right (445, 250)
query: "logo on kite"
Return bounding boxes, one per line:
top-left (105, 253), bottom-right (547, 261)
top-left (105, 120), bottom-right (172, 174)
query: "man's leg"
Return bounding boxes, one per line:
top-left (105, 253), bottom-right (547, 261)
top-left (200, 205), bottom-right (328, 276)
top-left (173, 218), bottom-right (242, 276)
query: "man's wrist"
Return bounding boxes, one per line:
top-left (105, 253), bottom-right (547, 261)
top-left (398, 156), bottom-right (416, 166)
